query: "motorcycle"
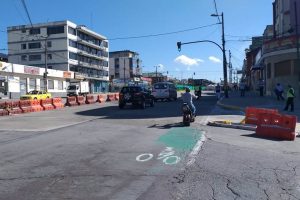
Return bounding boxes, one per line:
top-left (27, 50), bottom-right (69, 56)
top-left (194, 90), bottom-right (201, 100)
top-left (182, 103), bottom-right (195, 126)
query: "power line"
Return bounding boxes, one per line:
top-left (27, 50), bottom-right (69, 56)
top-left (212, 0), bottom-right (221, 23)
top-left (20, 0), bottom-right (33, 27)
top-left (107, 23), bottom-right (219, 40)
top-left (12, 0), bottom-right (27, 23)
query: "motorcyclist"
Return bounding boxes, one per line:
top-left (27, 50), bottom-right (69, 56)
top-left (181, 87), bottom-right (197, 116)
top-left (194, 85), bottom-right (201, 99)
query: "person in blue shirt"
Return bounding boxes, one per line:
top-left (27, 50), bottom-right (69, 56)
top-left (181, 87), bottom-right (197, 116)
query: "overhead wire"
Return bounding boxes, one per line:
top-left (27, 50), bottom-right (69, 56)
top-left (107, 23), bottom-right (220, 40)
top-left (20, 0), bottom-right (33, 27)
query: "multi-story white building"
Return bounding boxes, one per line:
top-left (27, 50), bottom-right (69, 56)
top-left (7, 20), bottom-right (109, 93)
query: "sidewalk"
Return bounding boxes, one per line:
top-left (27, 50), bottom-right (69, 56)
top-left (218, 90), bottom-right (300, 133)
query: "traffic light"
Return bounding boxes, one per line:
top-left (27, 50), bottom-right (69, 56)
top-left (177, 42), bottom-right (181, 52)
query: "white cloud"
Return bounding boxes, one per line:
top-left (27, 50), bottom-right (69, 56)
top-left (174, 55), bottom-right (203, 66)
top-left (157, 64), bottom-right (164, 71)
top-left (209, 56), bottom-right (222, 63)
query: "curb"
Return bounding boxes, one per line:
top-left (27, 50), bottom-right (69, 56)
top-left (207, 121), bottom-right (256, 131)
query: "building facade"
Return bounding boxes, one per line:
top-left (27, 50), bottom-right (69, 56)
top-left (109, 50), bottom-right (142, 80)
top-left (7, 20), bottom-right (109, 93)
top-left (0, 61), bottom-right (74, 98)
top-left (260, 0), bottom-right (300, 96)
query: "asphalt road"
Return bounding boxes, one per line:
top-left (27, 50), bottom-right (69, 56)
top-left (0, 92), bottom-right (299, 200)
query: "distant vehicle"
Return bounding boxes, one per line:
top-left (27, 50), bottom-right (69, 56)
top-left (206, 84), bottom-right (216, 91)
top-left (119, 86), bottom-right (154, 109)
top-left (67, 81), bottom-right (89, 96)
top-left (20, 90), bottom-right (51, 100)
top-left (151, 82), bottom-right (177, 101)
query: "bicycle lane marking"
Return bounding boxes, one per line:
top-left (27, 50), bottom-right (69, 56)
top-left (136, 127), bottom-right (205, 166)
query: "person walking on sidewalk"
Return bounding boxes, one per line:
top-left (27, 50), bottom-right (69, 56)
top-left (284, 84), bottom-right (295, 112)
top-left (274, 83), bottom-right (284, 101)
top-left (215, 83), bottom-right (221, 100)
top-left (239, 81), bottom-right (246, 97)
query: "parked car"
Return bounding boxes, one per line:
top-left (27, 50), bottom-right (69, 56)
top-left (119, 86), bottom-right (154, 109)
top-left (151, 82), bottom-right (177, 101)
top-left (20, 90), bottom-right (51, 100)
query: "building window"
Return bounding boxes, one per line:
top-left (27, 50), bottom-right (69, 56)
top-left (47, 26), bottom-right (64, 35)
top-left (47, 66), bottom-right (53, 69)
top-left (29, 54), bottom-right (41, 61)
top-left (29, 28), bottom-right (40, 35)
top-left (48, 80), bottom-right (54, 89)
top-left (58, 81), bottom-right (63, 90)
top-left (21, 43), bottom-right (26, 49)
top-left (68, 27), bottom-right (76, 35)
top-left (47, 41), bottom-right (52, 47)
top-left (21, 55), bottom-right (27, 61)
top-left (29, 78), bottom-right (36, 90)
top-left (28, 42), bottom-right (41, 49)
top-left (69, 52), bottom-right (77, 60)
top-left (274, 60), bottom-right (291, 77)
top-left (47, 54), bottom-right (52, 60)
top-left (21, 29), bottom-right (26, 33)
top-left (69, 40), bottom-right (77, 48)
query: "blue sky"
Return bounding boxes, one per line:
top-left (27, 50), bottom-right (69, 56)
top-left (0, 0), bottom-right (273, 82)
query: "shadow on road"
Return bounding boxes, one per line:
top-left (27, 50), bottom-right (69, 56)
top-left (148, 122), bottom-right (184, 129)
top-left (241, 133), bottom-right (285, 141)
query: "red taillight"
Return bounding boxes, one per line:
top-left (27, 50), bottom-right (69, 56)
top-left (134, 92), bottom-right (142, 96)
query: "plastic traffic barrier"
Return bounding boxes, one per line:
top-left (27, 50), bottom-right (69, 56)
top-left (41, 98), bottom-right (55, 111)
top-left (20, 100), bottom-right (34, 113)
top-left (52, 97), bottom-right (64, 109)
top-left (97, 94), bottom-right (106, 103)
top-left (6, 100), bottom-right (22, 114)
top-left (85, 95), bottom-right (96, 104)
top-left (76, 96), bottom-right (85, 105)
top-left (115, 93), bottom-right (119, 100)
top-left (256, 113), bottom-right (297, 141)
top-left (0, 102), bottom-right (9, 116)
top-left (30, 99), bottom-right (44, 112)
top-left (245, 107), bottom-right (279, 125)
top-left (106, 93), bottom-right (116, 102)
top-left (65, 96), bottom-right (78, 106)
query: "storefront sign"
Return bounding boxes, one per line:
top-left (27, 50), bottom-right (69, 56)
top-left (63, 71), bottom-right (72, 78)
top-left (0, 62), bottom-right (13, 72)
top-left (74, 73), bottom-right (85, 80)
top-left (24, 66), bottom-right (39, 75)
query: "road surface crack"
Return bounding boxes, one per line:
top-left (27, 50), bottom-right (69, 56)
top-left (226, 179), bottom-right (240, 200)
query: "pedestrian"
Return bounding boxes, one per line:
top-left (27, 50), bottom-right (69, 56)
top-left (258, 79), bottom-right (264, 96)
top-left (239, 81), bottom-right (246, 97)
top-left (215, 83), bottom-right (221, 100)
top-left (284, 84), bottom-right (295, 112)
top-left (274, 83), bottom-right (284, 101)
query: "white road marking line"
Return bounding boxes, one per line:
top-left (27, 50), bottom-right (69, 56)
top-left (186, 133), bottom-right (206, 167)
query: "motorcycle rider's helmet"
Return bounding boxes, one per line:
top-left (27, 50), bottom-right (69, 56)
top-left (185, 87), bottom-right (190, 92)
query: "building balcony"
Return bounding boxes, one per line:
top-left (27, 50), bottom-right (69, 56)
top-left (77, 50), bottom-right (107, 61)
top-left (77, 38), bottom-right (106, 50)
top-left (262, 35), bottom-right (298, 55)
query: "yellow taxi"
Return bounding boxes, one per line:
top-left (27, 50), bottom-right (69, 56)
top-left (20, 90), bottom-right (52, 100)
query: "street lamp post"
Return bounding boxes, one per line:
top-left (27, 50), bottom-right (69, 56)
top-left (176, 12), bottom-right (228, 98)
top-left (44, 36), bottom-right (49, 92)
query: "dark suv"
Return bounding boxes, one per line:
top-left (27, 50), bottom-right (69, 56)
top-left (119, 86), bottom-right (155, 109)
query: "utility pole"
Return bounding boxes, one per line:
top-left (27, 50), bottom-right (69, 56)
top-left (229, 50), bottom-right (232, 84)
top-left (221, 13), bottom-right (229, 98)
top-left (44, 36), bottom-right (48, 92)
top-left (123, 57), bottom-right (126, 86)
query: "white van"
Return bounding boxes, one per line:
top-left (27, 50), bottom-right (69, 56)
top-left (152, 82), bottom-right (177, 101)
